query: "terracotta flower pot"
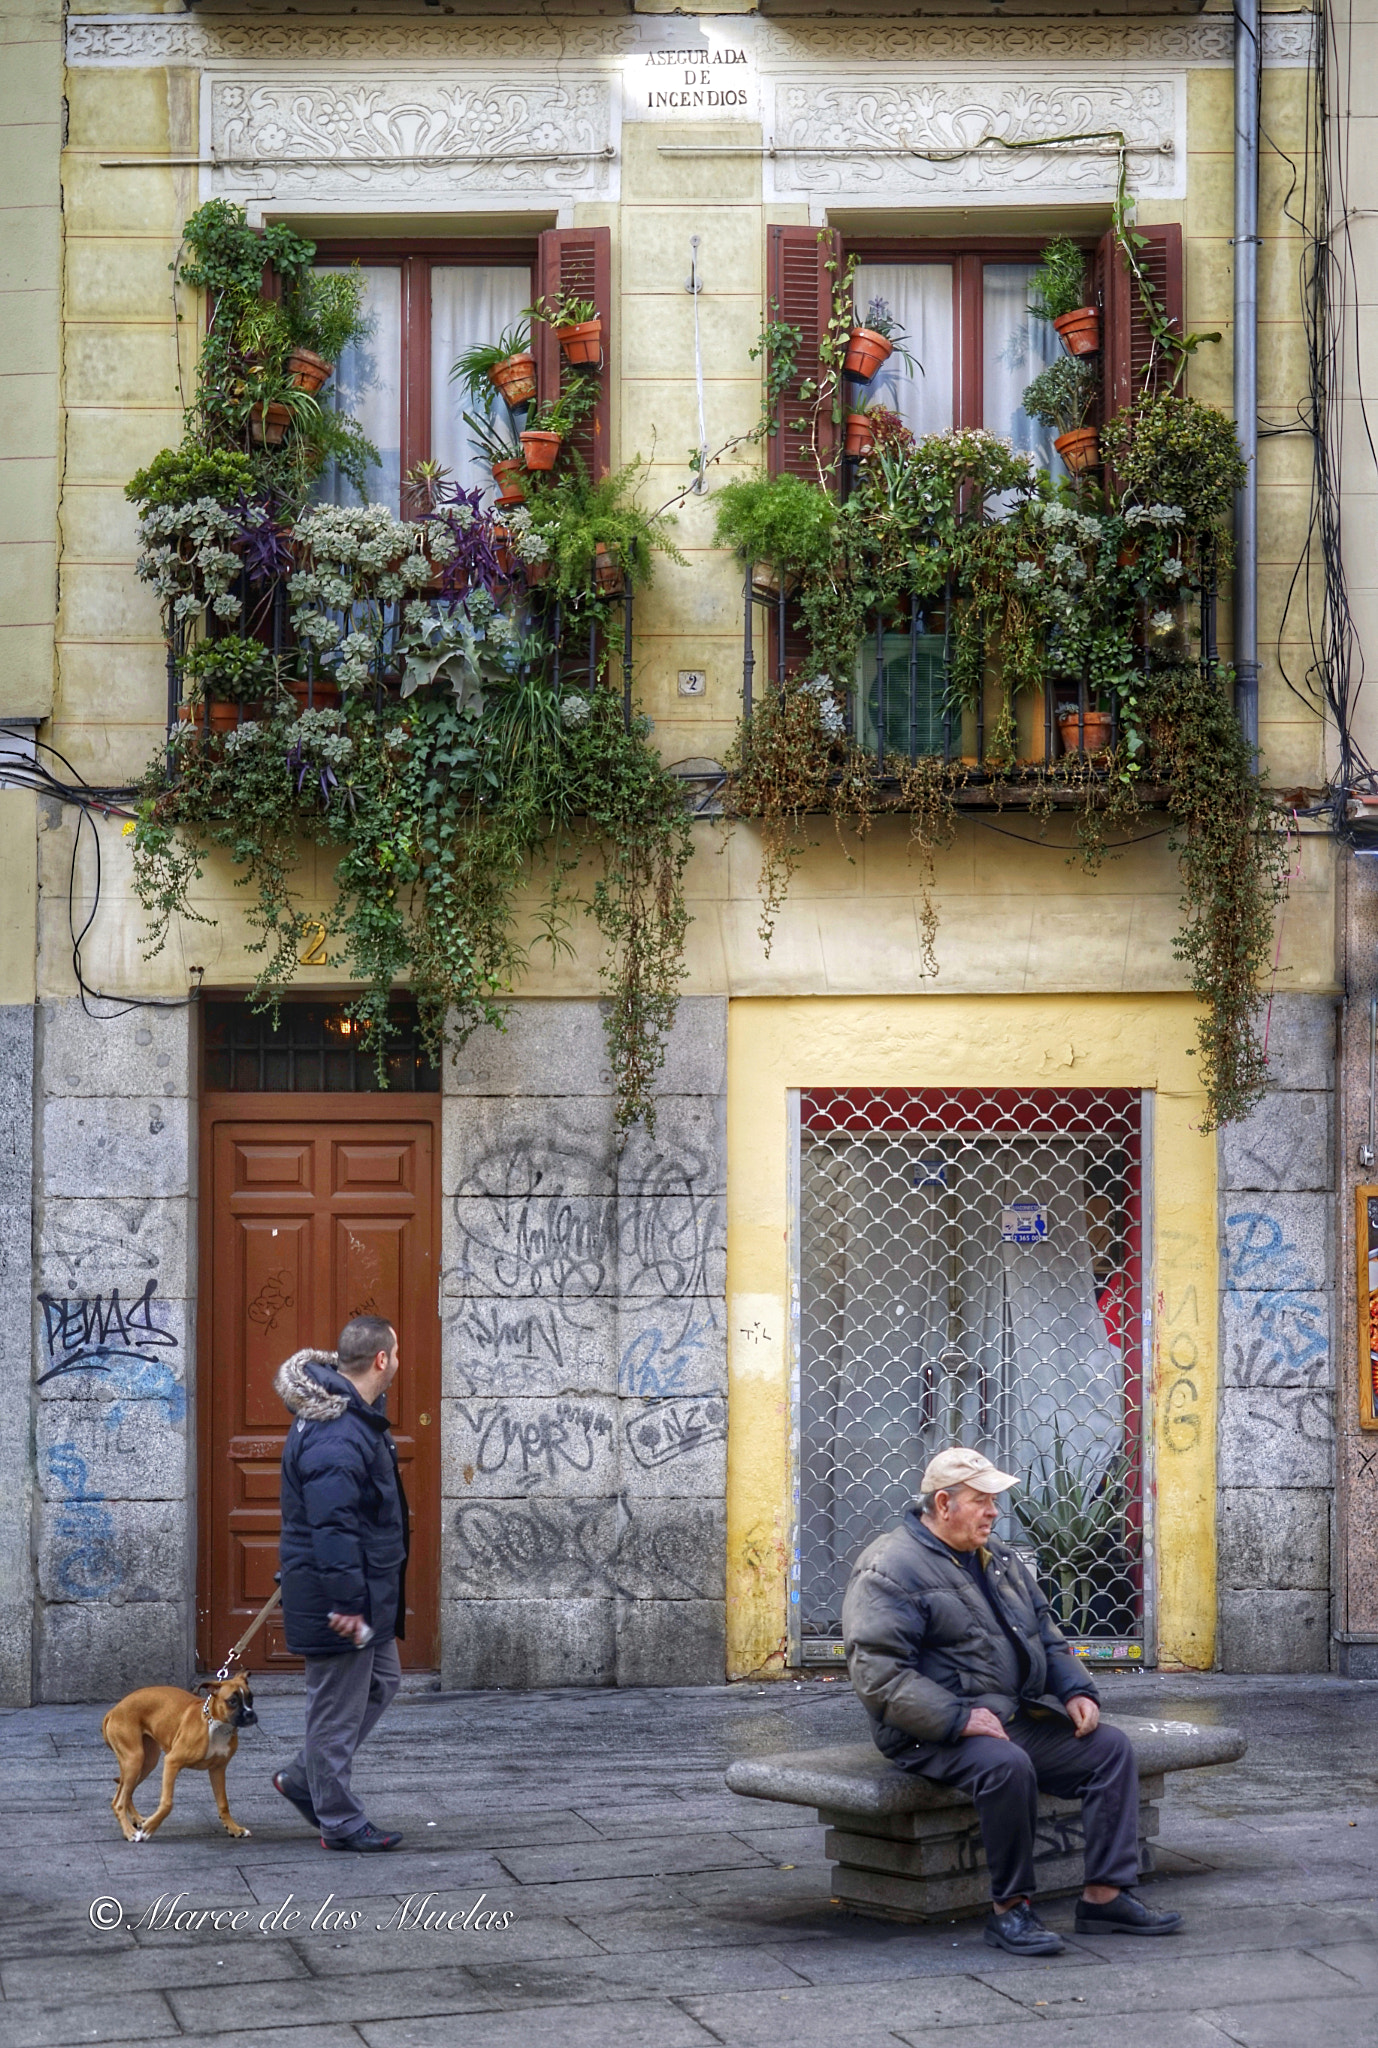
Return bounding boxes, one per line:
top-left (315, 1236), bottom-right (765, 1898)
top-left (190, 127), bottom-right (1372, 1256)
top-left (557, 319), bottom-right (602, 366)
top-left (492, 458), bottom-right (527, 505)
top-left (1053, 306), bottom-right (1101, 358)
top-left (207, 700), bottom-right (242, 733)
top-left (844, 326), bottom-right (894, 381)
top-left (249, 401), bottom-right (292, 447)
top-left (1054, 426), bottom-right (1101, 475)
top-left (287, 347), bottom-right (333, 394)
top-left (1058, 709), bottom-right (1114, 757)
top-left (520, 428), bottom-right (563, 472)
top-left (844, 412), bottom-right (875, 459)
top-left (489, 352), bottom-right (538, 407)
top-left (288, 675), bottom-right (341, 712)
top-left (1117, 541), bottom-right (1141, 569)
top-left (593, 543), bottom-right (624, 596)
top-left (524, 558), bottom-right (550, 585)
top-left (490, 524), bottom-right (518, 577)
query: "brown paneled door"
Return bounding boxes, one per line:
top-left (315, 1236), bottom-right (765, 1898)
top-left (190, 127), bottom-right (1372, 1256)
top-left (199, 1097), bottom-right (440, 1671)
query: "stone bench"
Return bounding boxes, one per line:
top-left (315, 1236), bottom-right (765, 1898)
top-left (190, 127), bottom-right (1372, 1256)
top-left (725, 1716), bottom-right (1246, 1922)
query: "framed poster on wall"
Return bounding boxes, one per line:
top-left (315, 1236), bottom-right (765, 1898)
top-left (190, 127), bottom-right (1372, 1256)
top-left (1358, 1186), bottom-right (1378, 1430)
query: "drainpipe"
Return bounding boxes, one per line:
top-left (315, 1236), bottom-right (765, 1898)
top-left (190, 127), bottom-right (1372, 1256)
top-left (1234, 0), bottom-right (1260, 757)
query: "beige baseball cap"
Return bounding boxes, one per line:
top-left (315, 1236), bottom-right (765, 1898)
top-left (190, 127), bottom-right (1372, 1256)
top-left (919, 1447), bottom-right (1018, 1497)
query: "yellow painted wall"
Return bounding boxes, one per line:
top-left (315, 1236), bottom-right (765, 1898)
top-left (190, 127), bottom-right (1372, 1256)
top-left (36, 22), bottom-right (1336, 1004)
top-left (725, 994), bottom-right (1220, 1676)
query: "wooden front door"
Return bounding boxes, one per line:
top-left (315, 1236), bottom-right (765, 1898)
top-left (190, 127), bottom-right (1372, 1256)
top-left (199, 1096), bottom-right (440, 1670)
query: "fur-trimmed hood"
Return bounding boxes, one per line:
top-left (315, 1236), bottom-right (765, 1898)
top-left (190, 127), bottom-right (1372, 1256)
top-left (274, 1349), bottom-right (351, 1422)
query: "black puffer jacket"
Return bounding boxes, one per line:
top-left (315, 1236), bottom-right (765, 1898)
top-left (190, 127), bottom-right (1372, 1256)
top-left (843, 1509), bottom-right (1096, 1756)
top-left (276, 1350), bottom-right (409, 1659)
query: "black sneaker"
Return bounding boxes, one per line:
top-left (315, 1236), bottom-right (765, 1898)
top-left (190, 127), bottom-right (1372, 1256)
top-left (322, 1821), bottom-right (403, 1852)
top-left (272, 1771), bottom-right (319, 1830)
top-left (1075, 1889), bottom-right (1182, 1936)
top-left (983, 1899), bottom-right (1066, 1956)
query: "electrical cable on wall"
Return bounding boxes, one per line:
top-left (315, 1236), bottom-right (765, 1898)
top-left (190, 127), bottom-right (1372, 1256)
top-left (0, 728), bottom-right (201, 1018)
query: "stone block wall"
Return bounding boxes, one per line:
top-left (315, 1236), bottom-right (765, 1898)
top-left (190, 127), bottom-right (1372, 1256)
top-left (439, 997), bottom-right (727, 1687)
top-left (0, 1005), bottom-right (36, 1704)
top-left (31, 996), bottom-right (196, 1700)
top-left (1216, 992), bottom-right (1337, 1673)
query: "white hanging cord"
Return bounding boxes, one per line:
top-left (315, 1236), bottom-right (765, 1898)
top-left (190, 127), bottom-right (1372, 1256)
top-left (686, 235), bottom-right (708, 493)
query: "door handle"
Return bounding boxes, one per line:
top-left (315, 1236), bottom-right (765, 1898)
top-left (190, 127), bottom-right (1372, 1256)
top-left (418, 1412), bottom-right (432, 1427)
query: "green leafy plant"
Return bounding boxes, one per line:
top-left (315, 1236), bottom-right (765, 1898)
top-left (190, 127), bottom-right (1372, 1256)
top-left (1021, 354), bottom-right (1098, 437)
top-left (711, 475), bottom-right (838, 580)
top-left (524, 458), bottom-right (684, 603)
top-left (180, 635), bottom-right (282, 705)
top-left (528, 374), bottom-right (600, 439)
top-left (529, 291), bottom-right (599, 328)
top-left (285, 266), bottom-right (370, 365)
top-left (1014, 1436), bottom-right (1133, 1636)
top-left (126, 446), bottom-right (257, 511)
top-left (1101, 393), bottom-right (1247, 548)
top-left (1028, 237), bottom-right (1092, 324)
top-left (449, 323), bottom-right (533, 409)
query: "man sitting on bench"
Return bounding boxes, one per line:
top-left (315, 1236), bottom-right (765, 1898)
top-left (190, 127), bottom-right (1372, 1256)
top-left (842, 1446), bottom-right (1183, 1956)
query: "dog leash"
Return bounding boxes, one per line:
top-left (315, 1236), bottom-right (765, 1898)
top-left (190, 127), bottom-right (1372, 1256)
top-left (204, 1588), bottom-right (283, 1717)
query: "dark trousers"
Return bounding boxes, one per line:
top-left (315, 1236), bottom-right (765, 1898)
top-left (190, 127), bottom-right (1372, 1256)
top-left (901, 1712), bottom-right (1141, 1904)
top-left (281, 1635), bottom-right (401, 1840)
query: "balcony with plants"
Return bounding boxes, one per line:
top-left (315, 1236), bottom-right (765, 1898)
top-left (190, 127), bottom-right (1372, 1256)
top-left (714, 226), bottom-right (1287, 1130)
top-left (123, 202), bottom-right (687, 1130)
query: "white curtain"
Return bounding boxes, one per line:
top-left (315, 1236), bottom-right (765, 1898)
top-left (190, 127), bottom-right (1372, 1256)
top-left (982, 262), bottom-right (1065, 479)
top-left (314, 265), bottom-right (402, 511)
top-left (430, 265), bottom-right (534, 499)
top-left (852, 263), bottom-right (954, 437)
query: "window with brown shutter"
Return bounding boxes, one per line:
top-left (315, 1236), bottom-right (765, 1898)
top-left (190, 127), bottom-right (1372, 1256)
top-left (767, 225), bottom-right (840, 482)
top-left (534, 226), bottom-right (613, 481)
top-left (308, 237), bottom-right (538, 510)
top-left (1098, 222), bottom-right (1184, 417)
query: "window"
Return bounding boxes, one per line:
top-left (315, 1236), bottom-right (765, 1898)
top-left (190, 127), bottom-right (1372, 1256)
top-left (311, 243), bottom-right (538, 511)
top-left (204, 999), bottom-right (440, 1092)
top-left (852, 251), bottom-right (1067, 475)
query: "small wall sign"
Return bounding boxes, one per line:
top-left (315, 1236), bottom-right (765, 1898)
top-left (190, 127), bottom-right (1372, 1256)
top-left (1000, 1200), bottom-right (1048, 1245)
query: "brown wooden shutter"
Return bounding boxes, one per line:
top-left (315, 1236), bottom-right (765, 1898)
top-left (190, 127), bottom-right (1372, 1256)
top-left (767, 225), bottom-right (839, 481)
top-left (535, 226), bottom-right (612, 479)
top-left (1099, 221), bottom-right (1184, 418)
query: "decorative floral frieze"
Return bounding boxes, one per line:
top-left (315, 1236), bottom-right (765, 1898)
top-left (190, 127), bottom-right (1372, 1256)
top-left (766, 77), bottom-right (1180, 201)
top-left (66, 9), bottom-right (1320, 69)
top-left (207, 75), bottom-right (615, 200)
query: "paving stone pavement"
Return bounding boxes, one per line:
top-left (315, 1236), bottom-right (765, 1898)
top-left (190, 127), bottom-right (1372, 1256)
top-left (1, 1671), bottom-right (1376, 2047)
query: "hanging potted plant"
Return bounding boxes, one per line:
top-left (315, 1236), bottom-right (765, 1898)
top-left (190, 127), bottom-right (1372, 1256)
top-left (451, 322), bottom-right (537, 412)
top-left (712, 473), bottom-right (838, 600)
top-left (1029, 236), bottom-right (1099, 358)
top-left (282, 265), bottom-right (369, 394)
top-left (464, 407), bottom-right (527, 502)
top-left (518, 372), bottom-right (600, 473)
top-left (844, 296), bottom-right (909, 381)
top-left (1021, 355), bottom-right (1100, 473)
top-left (532, 290), bottom-right (604, 367)
top-left (179, 635), bottom-right (282, 730)
top-left (1057, 702), bottom-right (1115, 756)
top-left (844, 399), bottom-right (885, 460)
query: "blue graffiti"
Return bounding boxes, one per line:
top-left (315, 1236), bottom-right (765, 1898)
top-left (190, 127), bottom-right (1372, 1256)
top-left (44, 1445), bottom-right (120, 1601)
top-left (1233, 1289), bottom-right (1329, 1383)
top-left (1224, 1211), bottom-right (1315, 1292)
top-left (619, 1317), bottom-right (711, 1397)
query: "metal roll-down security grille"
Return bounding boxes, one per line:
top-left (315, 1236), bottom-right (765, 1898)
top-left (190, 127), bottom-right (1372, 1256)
top-left (795, 1088), bottom-right (1149, 1667)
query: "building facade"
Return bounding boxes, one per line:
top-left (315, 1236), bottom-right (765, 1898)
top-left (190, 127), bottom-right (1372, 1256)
top-left (0, 0), bottom-right (1348, 1702)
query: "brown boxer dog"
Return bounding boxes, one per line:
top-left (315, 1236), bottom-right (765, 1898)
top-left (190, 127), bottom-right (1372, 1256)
top-left (102, 1673), bottom-right (257, 1842)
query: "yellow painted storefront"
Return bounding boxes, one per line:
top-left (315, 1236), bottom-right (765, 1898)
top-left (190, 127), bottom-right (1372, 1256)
top-left (724, 994), bottom-right (1223, 1679)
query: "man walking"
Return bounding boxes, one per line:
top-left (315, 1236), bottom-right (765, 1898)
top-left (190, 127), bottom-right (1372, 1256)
top-left (270, 1315), bottom-right (410, 1852)
top-left (843, 1446), bottom-right (1182, 1955)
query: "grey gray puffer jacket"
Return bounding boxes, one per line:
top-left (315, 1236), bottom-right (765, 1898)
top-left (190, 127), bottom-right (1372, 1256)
top-left (843, 1509), bottom-right (1096, 1755)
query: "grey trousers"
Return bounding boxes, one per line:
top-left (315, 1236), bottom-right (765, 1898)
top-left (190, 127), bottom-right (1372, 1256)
top-left (282, 1635), bottom-right (402, 1840)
